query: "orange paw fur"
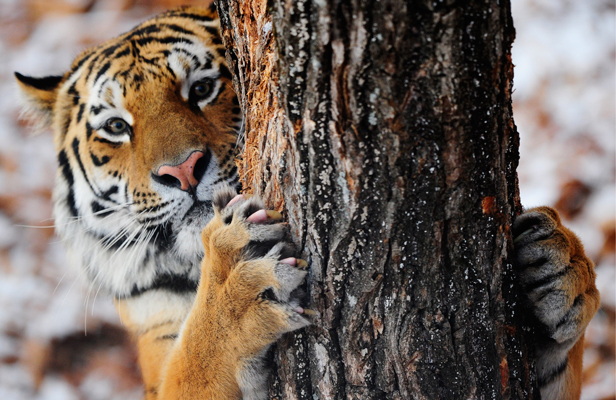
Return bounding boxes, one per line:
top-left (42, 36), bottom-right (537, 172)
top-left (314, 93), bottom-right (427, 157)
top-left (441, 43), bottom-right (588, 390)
top-left (158, 188), bottom-right (310, 400)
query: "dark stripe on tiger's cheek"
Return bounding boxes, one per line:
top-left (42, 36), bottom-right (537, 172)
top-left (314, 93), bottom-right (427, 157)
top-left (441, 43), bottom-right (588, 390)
top-left (67, 82), bottom-right (80, 106)
top-left (71, 138), bottom-right (87, 178)
top-left (91, 201), bottom-right (114, 218)
top-left (91, 151), bottom-right (110, 166)
top-left (101, 186), bottom-right (118, 200)
top-left (72, 138), bottom-right (99, 196)
top-left (76, 104), bottom-right (85, 123)
top-left (85, 122), bottom-right (94, 140)
top-left (61, 110), bottom-right (71, 138)
top-left (57, 150), bottom-right (79, 218)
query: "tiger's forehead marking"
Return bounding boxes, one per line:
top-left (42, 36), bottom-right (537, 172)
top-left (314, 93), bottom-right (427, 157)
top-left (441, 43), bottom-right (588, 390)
top-left (58, 13), bottom-right (226, 146)
top-left (61, 10), bottom-right (225, 108)
top-left (83, 28), bottom-right (221, 99)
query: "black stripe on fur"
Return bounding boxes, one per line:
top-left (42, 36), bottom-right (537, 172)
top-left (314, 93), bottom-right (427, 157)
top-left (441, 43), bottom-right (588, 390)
top-left (71, 138), bottom-right (99, 196)
top-left (57, 150), bottom-right (79, 218)
top-left (524, 267), bottom-right (569, 293)
top-left (126, 274), bottom-right (199, 298)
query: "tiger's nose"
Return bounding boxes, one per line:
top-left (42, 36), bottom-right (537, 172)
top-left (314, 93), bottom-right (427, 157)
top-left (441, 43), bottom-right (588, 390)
top-left (155, 151), bottom-right (206, 191)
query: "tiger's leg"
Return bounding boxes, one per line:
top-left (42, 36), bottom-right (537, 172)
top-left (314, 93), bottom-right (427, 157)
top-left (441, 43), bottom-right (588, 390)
top-left (158, 189), bottom-right (310, 400)
top-left (513, 207), bottom-right (600, 400)
top-left (115, 292), bottom-right (195, 399)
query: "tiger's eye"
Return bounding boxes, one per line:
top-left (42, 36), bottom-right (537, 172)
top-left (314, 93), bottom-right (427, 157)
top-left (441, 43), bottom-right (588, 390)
top-left (106, 118), bottom-right (128, 134)
top-left (190, 79), bottom-right (213, 100)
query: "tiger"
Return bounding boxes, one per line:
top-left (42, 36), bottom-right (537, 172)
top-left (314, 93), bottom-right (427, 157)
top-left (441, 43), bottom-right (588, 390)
top-left (15, 5), bottom-right (599, 400)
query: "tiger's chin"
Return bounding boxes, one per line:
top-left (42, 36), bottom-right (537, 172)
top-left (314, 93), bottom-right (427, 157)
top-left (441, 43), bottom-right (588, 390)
top-left (172, 200), bottom-right (215, 262)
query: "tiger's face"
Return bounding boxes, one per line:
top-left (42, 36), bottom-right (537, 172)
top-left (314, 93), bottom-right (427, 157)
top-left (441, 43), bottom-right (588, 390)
top-left (16, 7), bottom-right (242, 297)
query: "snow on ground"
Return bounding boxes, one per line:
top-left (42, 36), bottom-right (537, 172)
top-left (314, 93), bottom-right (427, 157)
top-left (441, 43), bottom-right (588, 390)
top-left (0, 0), bottom-right (613, 398)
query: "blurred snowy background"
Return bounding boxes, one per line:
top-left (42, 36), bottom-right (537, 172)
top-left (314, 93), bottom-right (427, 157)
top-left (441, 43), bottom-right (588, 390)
top-left (0, 0), bottom-right (613, 399)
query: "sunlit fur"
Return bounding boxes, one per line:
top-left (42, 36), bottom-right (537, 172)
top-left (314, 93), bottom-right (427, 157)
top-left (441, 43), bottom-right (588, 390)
top-left (15, 6), bottom-right (599, 400)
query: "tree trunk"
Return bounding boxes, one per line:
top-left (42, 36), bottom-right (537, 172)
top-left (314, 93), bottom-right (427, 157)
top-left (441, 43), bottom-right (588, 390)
top-left (216, 0), bottom-right (539, 398)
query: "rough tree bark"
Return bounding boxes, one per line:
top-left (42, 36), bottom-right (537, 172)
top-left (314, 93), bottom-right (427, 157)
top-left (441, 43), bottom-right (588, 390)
top-left (216, 0), bottom-right (539, 398)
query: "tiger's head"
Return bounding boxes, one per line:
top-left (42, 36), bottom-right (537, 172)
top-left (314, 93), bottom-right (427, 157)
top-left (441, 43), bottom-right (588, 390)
top-left (15, 7), bottom-right (242, 298)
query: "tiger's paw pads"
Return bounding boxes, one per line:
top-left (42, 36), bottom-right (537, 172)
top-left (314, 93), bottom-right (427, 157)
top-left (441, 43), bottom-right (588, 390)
top-left (513, 206), bottom-right (597, 344)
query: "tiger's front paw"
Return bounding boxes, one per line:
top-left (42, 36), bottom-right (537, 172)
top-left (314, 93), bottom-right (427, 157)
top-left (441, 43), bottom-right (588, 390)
top-left (513, 206), bottom-right (599, 345)
top-left (160, 189), bottom-right (311, 400)
top-left (200, 187), bottom-right (310, 350)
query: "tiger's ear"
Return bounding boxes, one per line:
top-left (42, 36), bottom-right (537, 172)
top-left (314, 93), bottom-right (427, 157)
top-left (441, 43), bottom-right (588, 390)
top-left (14, 72), bottom-right (64, 130)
